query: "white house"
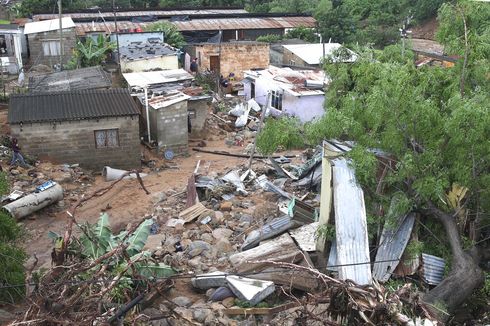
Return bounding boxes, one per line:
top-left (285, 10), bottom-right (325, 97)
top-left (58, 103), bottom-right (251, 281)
top-left (282, 43), bottom-right (358, 68)
top-left (243, 65), bottom-right (327, 123)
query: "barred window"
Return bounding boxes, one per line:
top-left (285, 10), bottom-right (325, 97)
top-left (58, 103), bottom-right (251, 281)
top-left (94, 129), bottom-right (119, 148)
top-left (271, 90), bottom-right (283, 111)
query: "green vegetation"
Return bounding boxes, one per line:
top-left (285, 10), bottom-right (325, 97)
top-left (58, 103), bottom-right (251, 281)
top-left (144, 21), bottom-right (186, 48)
top-left (67, 35), bottom-right (116, 69)
top-left (256, 117), bottom-right (305, 155)
top-left (257, 26), bottom-right (318, 43)
top-left (0, 172), bottom-right (27, 303)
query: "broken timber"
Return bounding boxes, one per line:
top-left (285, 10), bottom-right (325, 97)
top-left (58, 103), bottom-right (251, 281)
top-left (230, 233), bottom-right (303, 273)
top-left (178, 202), bottom-right (209, 223)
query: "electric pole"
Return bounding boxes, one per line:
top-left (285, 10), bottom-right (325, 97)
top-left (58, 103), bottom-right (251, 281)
top-left (58, 0), bottom-right (63, 70)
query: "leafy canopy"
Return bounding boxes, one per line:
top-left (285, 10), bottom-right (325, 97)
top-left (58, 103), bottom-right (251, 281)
top-left (144, 21), bottom-right (186, 49)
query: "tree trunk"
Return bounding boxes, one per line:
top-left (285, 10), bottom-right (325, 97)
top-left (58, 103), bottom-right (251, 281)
top-left (422, 203), bottom-right (484, 319)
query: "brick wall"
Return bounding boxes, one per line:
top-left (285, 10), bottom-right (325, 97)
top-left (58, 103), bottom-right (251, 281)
top-left (194, 42), bottom-right (270, 79)
top-left (28, 28), bottom-right (76, 67)
top-left (10, 116), bottom-right (140, 171)
top-left (149, 101), bottom-right (189, 154)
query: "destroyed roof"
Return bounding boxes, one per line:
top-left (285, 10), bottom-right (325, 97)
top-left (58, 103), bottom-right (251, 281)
top-left (8, 88), bottom-right (140, 124)
top-left (123, 69), bottom-right (193, 88)
top-left (28, 66), bottom-right (112, 93)
top-left (33, 8), bottom-right (249, 21)
top-left (283, 43), bottom-right (358, 65)
top-left (74, 16), bottom-right (316, 35)
top-left (410, 38), bottom-right (444, 56)
top-left (244, 65), bottom-right (327, 97)
top-left (24, 17), bottom-right (75, 35)
top-left (147, 91), bottom-right (190, 109)
top-left (120, 41), bottom-right (178, 61)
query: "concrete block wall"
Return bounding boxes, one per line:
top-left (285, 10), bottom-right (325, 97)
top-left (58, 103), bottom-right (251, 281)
top-left (188, 98), bottom-right (210, 138)
top-left (10, 116), bottom-right (140, 170)
top-left (28, 28), bottom-right (76, 68)
top-left (195, 42), bottom-right (270, 79)
top-left (151, 101), bottom-right (189, 154)
top-left (282, 48), bottom-right (310, 68)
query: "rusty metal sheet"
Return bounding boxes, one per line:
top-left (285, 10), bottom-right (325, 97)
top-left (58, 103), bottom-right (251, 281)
top-left (372, 213), bottom-right (416, 282)
top-left (332, 157), bottom-right (371, 285)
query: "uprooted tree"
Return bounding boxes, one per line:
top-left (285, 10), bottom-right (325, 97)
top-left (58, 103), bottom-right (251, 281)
top-left (257, 0), bottom-right (489, 320)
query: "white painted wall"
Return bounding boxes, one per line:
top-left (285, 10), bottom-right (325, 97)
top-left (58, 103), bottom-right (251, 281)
top-left (121, 55), bottom-right (178, 73)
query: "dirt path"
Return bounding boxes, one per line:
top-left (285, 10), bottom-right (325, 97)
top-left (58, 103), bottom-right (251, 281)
top-left (22, 140), bottom-right (246, 267)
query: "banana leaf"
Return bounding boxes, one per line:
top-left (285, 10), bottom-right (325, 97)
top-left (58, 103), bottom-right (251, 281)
top-left (125, 219), bottom-right (153, 256)
top-left (80, 213), bottom-right (112, 259)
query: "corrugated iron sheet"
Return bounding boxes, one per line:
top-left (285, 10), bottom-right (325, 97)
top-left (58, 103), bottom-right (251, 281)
top-left (8, 89), bottom-right (139, 124)
top-left (421, 253), bottom-right (445, 285)
top-left (332, 158), bottom-right (371, 285)
top-left (34, 9), bottom-right (249, 21)
top-left (75, 16), bottom-right (315, 35)
top-left (372, 213), bottom-right (416, 282)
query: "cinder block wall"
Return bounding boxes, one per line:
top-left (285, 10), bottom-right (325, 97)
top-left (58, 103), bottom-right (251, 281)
top-left (28, 28), bottom-right (76, 67)
top-left (10, 116), bottom-right (140, 170)
top-left (188, 98), bottom-right (209, 138)
top-left (150, 101), bottom-right (189, 154)
top-left (195, 42), bottom-right (270, 79)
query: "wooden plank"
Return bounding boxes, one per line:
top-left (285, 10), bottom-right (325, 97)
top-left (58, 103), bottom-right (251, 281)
top-left (179, 202), bottom-right (208, 223)
top-left (229, 233), bottom-right (302, 273)
top-left (223, 302), bottom-right (299, 316)
top-left (316, 152), bottom-right (333, 253)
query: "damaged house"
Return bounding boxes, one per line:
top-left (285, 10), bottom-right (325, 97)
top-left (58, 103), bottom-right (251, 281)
top-left (243, 65), bottom-right (327, 122)
top-left (120, 40), bottom-right (179, 73)
top-left (8, 89), bottom-right (141, 170)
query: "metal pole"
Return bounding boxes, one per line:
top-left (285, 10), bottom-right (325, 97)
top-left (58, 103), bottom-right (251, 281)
top-left (216, 28), bottom-right (222, 95)
top-left (113, 0), bottom-right (120, 66)
top-left (58, 0), bottom-right (63, 70)
top-left (144, 86), bottom-right (151, 144)
top-left (247, 91), bottom-right (271, 170)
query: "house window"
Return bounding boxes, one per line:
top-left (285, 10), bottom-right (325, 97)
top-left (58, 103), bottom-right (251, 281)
top-left (94, 129), bottom-right (119, 148)
top-left (271, 90), bottom-right (283, 110)
top-left (41, 40), bottom-right (62, 56)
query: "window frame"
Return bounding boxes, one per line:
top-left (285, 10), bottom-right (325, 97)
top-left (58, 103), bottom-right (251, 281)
top-left (94, 129), bottom-right (120, 149)
top-left (41, 39), bottom-right (62, 57)
top-left (271, 90), bottom-right (283, 111)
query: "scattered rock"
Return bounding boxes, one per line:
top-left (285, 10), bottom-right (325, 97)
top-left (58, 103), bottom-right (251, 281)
top-left (222, 297), bottom-right (235, 308)
top-left (206, 288), bottom-right (216, 299)
top-left (172, 296), bottom-right (193, 308)
top-left (212, 228), bottom-right (233, 240)
top-left (220, 201), bottom-right (233, 211)
top-left (215, 238), bottom-right (234, 253)
top-left (193, 308), bottom-right (213, 323)
top-left (201, 232), bottom-right (214, 244)
top-left (214, 211), bottom-right (225, 223)
top-left (187, 240), bottom-right (212, 258)
top-left (152, 191), bottom-right (167, 204)
top-left (54, 172), bottom-right (72, 183)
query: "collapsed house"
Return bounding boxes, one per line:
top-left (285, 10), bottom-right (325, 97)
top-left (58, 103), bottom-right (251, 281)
top-left (243, 65), bottom-right (327, 122)
top-left (8, 88), bottom-right (141, 170)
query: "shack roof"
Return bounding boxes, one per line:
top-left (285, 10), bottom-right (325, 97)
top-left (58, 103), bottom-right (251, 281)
top-left (24, 17), bottom-right (75, 35)
top-left (244, 65), bottom-right (326, 97)
top-left (33, 8), bottom-right (249, 21)
top-left (74, 16), bottom-right (315, 35)
top-left (8, 88), bottom-right (139, 124)
top-left (28, 66), bottom-right (112, 93)
top-left (148, 91), bottom-right (190, 109)
top-left (123, 69), bottom-right (193, 88)
top-left (283, 43), bottom-right (358, 65)
top-left (120, 41), bottom-right (178, 61)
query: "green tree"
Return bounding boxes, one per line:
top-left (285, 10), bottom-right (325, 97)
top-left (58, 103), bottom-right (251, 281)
top-left (285, 26), bottom-right (318, 42)
top-left (0, 173), bottom-right (27, 303)
top-left (144, 21), bottom-right (186, 48)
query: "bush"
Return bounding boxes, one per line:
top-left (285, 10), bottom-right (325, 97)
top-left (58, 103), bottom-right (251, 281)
top-left (256, 117), bottom-right (305, 155)
top-left (0, 172), bottom-right (27, 303)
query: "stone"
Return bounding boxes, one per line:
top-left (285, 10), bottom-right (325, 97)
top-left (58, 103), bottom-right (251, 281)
top-left (193, 308), bottom-right (213, 323)
top-left (215, 239), bottom-right (234, 254)
top-left (206, 288), bottom-right (216, 298)
top-left (220, 201), bottom-right (233, 211)
top-left (172, 296), bottom-right (193, 308)
top-left (141, 308), bottom-right (170, 326)
top-left (187, 240), bottom-right (212, 258)
top-left (152, 191), bottom-right (167, 204)
top-left (201, 232), bottom-right (214, 244)
top-left (222, 297), bottom-right (235, 308)
top-left (212, 228), bottom-right (233, 240)
top-left (188, 256), bottom-right (202, 269)
top-left (143, 234), bottom-right (166, 251)
top-left (214, 211), bottom-right (225, 223)
top-left (54, 172), bottom-right (72, 183)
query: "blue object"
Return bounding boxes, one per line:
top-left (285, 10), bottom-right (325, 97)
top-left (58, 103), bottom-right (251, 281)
top-left (36, 180), bottom-right (56, 192)
top-left (164, 149), bottom-right (174, 160)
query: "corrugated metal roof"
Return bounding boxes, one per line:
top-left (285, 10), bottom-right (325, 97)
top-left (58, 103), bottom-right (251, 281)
top-left (421, 253), bottom-right (445, 285)
top-left (28, 66), bottom-right (111, 93)
top-left (24, 17), bottom-right (75, 35)
top-left (34, 9), bottom-right (249, 21)
top-left (75, 16), bottom-right (315, 35)
top-left (8, 88), bottom-right (139, 124)
top-left (372, 213), bottom-right (416, 282)
top-left (283, 43), bottom-right (357, 65)
top-left (123, 69), bottom-right (193, 88)
top-left (148, 91), bottom-right (190, 109)
top-left (332, 157), bottom-right (372, 285)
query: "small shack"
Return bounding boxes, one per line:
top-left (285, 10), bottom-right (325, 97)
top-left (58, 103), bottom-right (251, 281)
top-left (23, 17), bottom-right (76, 68)
top-left (282, 43), bottom-right (357, 68)
top-left (146, 91), bottom-right (190, 154)
top-left (28, 66), bottom-right (112, 93)
top-left (8, 88), bottom-right (140, 170)
top-left (120, 40), bottom-right (179, 73)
